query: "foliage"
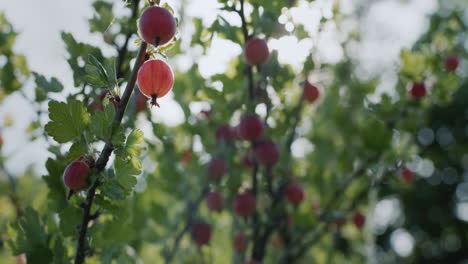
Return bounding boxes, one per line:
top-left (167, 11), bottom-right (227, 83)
top-left (0, 0), bottom-right (467, 263)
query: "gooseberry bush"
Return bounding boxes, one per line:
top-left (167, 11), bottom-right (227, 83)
top-left (0, 0), bottom-right (467, 264)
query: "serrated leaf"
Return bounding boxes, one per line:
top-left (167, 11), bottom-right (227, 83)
top-left (114, 156), bottom-right (140, 193)
top-left (45, 99), bottom-right (90, 143)
top-left (33, 72), bottom-right (64, 93)
top-left (59, 206), bottom-right (82, 236)
top-left (116, 129), bottom-right (144, 158)
top-left (7, 208), bottom-right (51, 257)
top-left (67, 140), bottom-right (88, 161)
top-left (90, 100), bottom-right (115, 141)
top-left (42, 158), bottom-right (67, 211)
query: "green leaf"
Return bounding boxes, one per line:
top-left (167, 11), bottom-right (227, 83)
top-left (114, 156), bottom-right (140, 194)
top-left (7, 208), bottom-right (53, 263)
top-left (42, 158), bottom-right (67, 211)
top-left (90, 99), bottom-right (115, 141)
top-left (400, 50), bottom-right (426, 80)
top-left (59, 206), bottom-right (82, 236)
top-left (115, 129), bottom-right (145, 158)
top-left (45, 99), bottom-right (90, 143)
top-left (33, 72), bottom-right (64, 93)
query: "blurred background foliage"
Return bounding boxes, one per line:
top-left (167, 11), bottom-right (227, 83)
top-left (0, 0), bottom-right (467, 263)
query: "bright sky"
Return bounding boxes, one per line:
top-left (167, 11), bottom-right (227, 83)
top-left (0, 0), bottom-right (437, 175)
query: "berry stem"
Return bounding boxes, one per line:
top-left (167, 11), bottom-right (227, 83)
top-left (150, 94), bottom-right (160, 107)
top-left (74, 41), bottom-right (148, 264)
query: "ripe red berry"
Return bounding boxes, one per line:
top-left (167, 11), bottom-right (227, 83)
top-left (139, 6), bottom-right (176, 46)
top-left (233, 232), bottom-right (248, 252)
top-left (137, 59), bottom-right (174, 107)
top-left (206, 191), bottom-right (224, 212)
top-left (238, 115), bottom-right (264, 141)
top-left (285, 182), bottom-right (305, 205)
top-left (410, 82), bottom-right (426, 98)
top-left (135, 90), bottom-right (148, 112)
top-left (401, 167), bottom-right (416, 183)
top-left (233, 191), bottom-right (256, 217)
top-left (63, 156), bottom-right (91, 191)
top-left (207, 157), bottom-right (226, 181)
top-left (444, 55), bottom-right (460, 72)
top-left (245, 38), bottom-right (269, 65)
top-left (216, 125), bottom-right (236, 143)
top-left (352, 211), bottom-right (366, 229)
top-left (255, 141), bottom-right (280, 166)
top-left (303, 82), bottom-right (320, 103)
top-left (190, 221), bottom-right (212, 246)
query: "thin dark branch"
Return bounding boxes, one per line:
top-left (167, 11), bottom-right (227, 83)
top-left (164, 185), bottom-right (209, 264)
top-left (279, 154), bottom-right (381, 264)
top-left (285, 90), bottom-right (305, 156)
top-left (116, 0), bottom-right (141, 79)
top-left (74, 41), bottom-right (148, 264)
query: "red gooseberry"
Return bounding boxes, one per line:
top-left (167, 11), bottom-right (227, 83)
top-left (285, 182), bottom-right (305, 205)
top-left (444, 55), bottom-right (459, 72)
top-left (245, 38), bottom-right (270, 65)
top-left (352, 211), bottom-right (366, 229)
top-left (255, 141), bottom-right (280, 166)
top-left (139, 6), bottom-right (176, 46)
top-left (206, 191), bottom-right (224, 212)
top-left (207, 157), bottom-right (226, 181)
top-left (238, 115), bottom-right (264, 141)
top-left (303, 82), bottom-right (320, 103)
top-left (401, 167), bottom-right (416, 183)
top-left (63, 156), bottom-right (91, 191)
top-left (137, 59), bottom-right (174, 107)
top-left (190, 221), bottom-right (212, 246)
top-left (410, 82), bottom-right (426, 98)
top-left (233, 191), bottom-right (256, 217)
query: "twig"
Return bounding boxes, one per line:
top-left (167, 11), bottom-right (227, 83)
top-left (164, 185), bottom-right (209, 264)
top-left (284, 90), bottom-right (305, 156)
top-left (74, 41), bottom-right (148, 264)
top-left (116, 0), bottom-right (141, 79)
top-left (279, 154), bottom-right (381, 264)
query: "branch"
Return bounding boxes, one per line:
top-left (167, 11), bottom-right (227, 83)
top-left (284, 90), bottom-right (305, 156)
top-left (279, 154), bottom-right (381, 263)
top-left (164, 185), bottom-right (209, 264)
top-left (116, 0), bottom-right (141, 79)
top-left (74, 41), bottom-right (148, 264)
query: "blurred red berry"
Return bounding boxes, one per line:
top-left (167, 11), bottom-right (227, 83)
top-left (410, 82), bottom-right (426, 98)
top-left (206, 191), bottom-right (224, 212)
top-left (444, 55), bottom-right (460, 72)
top-left (207, 157), bottom-right (226, 181)
top-left (352, 211), bottom-right (366, 229)
top-left (233, 191), bottom-right (256, 217)
top-left (303, 82), bottom-right (320, 103)
top-left (401, 167), bottom-right (416, 183)
top-left (285, 182), bottom-right (305, 205)
top-left (238, 115), bottom-right (264, 141)
top-left (190, 221), bottom-right (212, 246)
